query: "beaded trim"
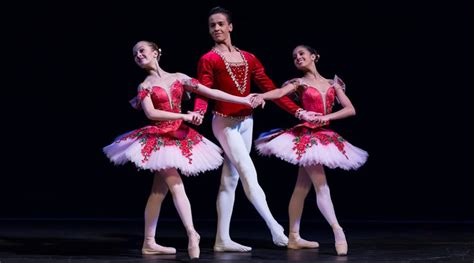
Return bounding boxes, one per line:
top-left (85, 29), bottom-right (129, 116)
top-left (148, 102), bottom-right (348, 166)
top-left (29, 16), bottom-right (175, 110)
top-left (213, 111), bottom-right (252, 120)
top-left (212, 47), bottom-right (249, 94)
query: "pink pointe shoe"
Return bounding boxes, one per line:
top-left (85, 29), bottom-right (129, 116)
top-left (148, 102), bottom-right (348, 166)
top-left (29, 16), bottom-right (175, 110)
top-left (141, 243), bottom-right (176, 255)
top-left (188, 232), bottom-right (200, 259)
top-left (287, 232), bottom-right (319, 249)
top-left (332, 226), bottom-right (348, 256)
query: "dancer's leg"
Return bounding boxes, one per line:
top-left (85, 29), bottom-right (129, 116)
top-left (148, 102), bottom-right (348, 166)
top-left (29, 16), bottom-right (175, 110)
top-left (213, 116), bottom-right (287, 247)
top-left (142, 172), bottom-right (176, 255)
top-left (305, 165), bottom-right (347, 255)
top-left (214, 156), bottom-right (252, 251)
top-left (212, 116), bottom-right (251, 252)
top-left (287, 167), bottom-right (319, 249)
top-left (161, 169), bottom-right (200, 259)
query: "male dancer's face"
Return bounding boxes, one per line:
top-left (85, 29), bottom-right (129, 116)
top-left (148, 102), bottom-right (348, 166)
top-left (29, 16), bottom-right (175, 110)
top-left (208, 13), bottom-right (233, 43)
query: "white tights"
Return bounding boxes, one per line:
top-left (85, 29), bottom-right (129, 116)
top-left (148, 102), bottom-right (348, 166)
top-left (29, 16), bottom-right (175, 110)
top-left (288, 165), bottom-right (345, 244)
top-left (144, 169), bottom-right (198, 246)
top-left (212, 115), bottom-right (287, 247)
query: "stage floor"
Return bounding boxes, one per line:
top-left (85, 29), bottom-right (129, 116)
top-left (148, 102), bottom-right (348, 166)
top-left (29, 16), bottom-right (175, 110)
top-left (0, 219), bottom-right (473, 262)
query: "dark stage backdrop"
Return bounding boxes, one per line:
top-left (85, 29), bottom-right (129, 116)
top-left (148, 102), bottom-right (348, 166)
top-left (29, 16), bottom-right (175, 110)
top-left (3, 1), bottom-right (471, 222)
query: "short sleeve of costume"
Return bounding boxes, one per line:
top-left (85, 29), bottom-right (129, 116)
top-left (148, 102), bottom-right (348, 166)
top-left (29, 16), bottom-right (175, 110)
top-left (180, 76), bottom-right (201, 91)
top-left (330, 75), bottom-right (346, 104)
top-left (282, 78), bottom-right (306, 93)
top-left (332, 75), bottom-right (346, 92)
top-left (129, 85), bottom-right (152, 110)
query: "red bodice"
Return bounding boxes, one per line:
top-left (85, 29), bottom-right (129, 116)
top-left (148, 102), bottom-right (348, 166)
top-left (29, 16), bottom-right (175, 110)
top-left (193, 50), bottom-right (300, 117)
top-left (300, 86), bottom-right (337, 115)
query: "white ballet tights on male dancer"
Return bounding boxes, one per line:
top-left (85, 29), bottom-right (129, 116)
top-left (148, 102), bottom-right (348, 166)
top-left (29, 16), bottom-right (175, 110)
top-left (212, 115), bottom-right (288, 252)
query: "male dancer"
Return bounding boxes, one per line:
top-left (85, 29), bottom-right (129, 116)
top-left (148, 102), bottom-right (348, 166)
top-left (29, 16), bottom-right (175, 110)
top-left (193, 7), bottom-right (316, 252)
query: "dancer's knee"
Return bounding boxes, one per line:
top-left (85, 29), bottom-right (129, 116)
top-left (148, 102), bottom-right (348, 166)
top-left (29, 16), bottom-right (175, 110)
top-left (220, 175), bottom-right (239, 192)
top-left (149, 191), bottom-right (167, 201)
top-left (316, 184), bottom-right (331, 199)
top-left (243, 184), bottom-right (266, 201)
top-left (167, 182), bottom-right (186, 197)
top-left (292, 185), bottom-right (310, 199)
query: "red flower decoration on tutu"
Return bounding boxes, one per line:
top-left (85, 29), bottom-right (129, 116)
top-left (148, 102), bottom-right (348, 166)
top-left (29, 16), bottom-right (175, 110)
top-left (290, 127), bottom-right (347, 160)
top-left (118, 125), bottom-right (203, 164)
top-left (292, 132), bottom-right (318, 160)
top-left (331, 134), bottom-right (347, 158)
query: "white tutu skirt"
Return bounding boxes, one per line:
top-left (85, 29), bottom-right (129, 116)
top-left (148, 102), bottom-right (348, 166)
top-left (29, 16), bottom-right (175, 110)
top-left (255, 124), bottom-right (368, 170)
top-left (103, 125), bottom-right (223, 176)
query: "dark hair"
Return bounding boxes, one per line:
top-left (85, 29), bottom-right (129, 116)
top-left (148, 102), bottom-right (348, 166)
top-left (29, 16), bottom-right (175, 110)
top-left (297, 45), bottom-right (319, 56)
top-left (208, 6), bottom-right (232, 24)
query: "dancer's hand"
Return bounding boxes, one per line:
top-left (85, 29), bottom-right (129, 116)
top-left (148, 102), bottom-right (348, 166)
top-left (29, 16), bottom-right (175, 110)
top-left (247, 94), bottom-right (266, 109)
top-left (183, 111), bottom-right (203, 125)
top-left (300, 111), bottom-right (322, 123)
top-left (312, 115), bottom-right (330, 125)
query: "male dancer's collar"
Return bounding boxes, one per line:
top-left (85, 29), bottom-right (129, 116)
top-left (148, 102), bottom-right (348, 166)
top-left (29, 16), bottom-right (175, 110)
top-left (212, 47), bottom-right (249, 94)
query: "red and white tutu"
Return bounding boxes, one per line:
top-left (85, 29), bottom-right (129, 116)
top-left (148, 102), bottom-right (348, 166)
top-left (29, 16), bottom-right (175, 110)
top-left (104, 124), bottom-right (223, 176)
top-left (255, 123), bottom-right (368, 170)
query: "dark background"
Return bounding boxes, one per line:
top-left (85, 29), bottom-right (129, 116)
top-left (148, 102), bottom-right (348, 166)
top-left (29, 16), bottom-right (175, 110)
top-left (3, 1), bottom-right (471, 223)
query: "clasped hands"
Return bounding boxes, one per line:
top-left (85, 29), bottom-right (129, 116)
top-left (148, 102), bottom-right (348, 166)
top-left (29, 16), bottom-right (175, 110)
top-left (184, 111), bottom-right (204, 126)
top-left (249, 94), bottom-right (329, 125)
top-left (185, 94), bottom-right (328, 126)
top-left (185, 94), bottom-right (264, 126)
top-left (300, 110), bottom-right (330, 125)
top-left (247, 93), bottom-right (266, 109)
